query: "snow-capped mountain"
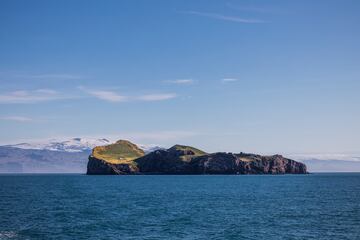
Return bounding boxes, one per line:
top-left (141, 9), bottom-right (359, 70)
top-left (5, 138), bottom-right (111, 152)
top-left (138, 144), bottom-right (165, 154)
top-left (3, 137), bottom-right (164, 154)
top-left (0, 138), bottom-right (164, 173)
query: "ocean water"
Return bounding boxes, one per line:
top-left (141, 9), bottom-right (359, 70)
top-left (0, 174), bottom-right (359, 240)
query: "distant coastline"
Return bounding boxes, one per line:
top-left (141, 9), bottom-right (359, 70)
top-left (1, 138), bottom-right (360, 173)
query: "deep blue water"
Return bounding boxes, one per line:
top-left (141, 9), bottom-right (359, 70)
top-left (0, 174), bottom-right (359, 240)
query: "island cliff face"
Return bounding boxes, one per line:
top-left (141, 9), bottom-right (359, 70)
top-left (87, 140), bottom-right (307, 175)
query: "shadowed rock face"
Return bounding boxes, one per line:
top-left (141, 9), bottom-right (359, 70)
top-left (189, 153), bottom-right (307, 174)
top-left (87, 156), bottom-right (138, 175)
top-left (87, 141), bottom-right (307, 175)
top-left (135, 149), bottom-right (190, 174)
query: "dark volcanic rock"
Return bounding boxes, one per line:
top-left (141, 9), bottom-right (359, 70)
top-left (135, 149), bottom-right (190, 174)
top-left (186, 153), bottom-right (307, 174)
top-left (189, 153), bottom-right (239, 174)
top-left (86, 144), bottom-right (307, 175)
top-left (236, 153), bottom-right (307, 174)
top-left (87, 156), bottom-right (138, 175)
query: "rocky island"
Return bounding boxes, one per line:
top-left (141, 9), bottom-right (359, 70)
top-left (87, 140), bottom-right (307, 175)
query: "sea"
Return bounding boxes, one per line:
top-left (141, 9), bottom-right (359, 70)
top-left (0, 173), bottom-right (359, 240)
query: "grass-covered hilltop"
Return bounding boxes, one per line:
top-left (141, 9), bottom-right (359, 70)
top-left (92, 140), bottom-right (145, 164)
top-left (87, 140), bottom-right (307, 175)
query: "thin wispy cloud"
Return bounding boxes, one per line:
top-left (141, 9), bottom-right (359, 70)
top-left (137, 93), bottom-right (177, 101)
top-left (0, 89), bottom-right (70, 104)
top-left (165, 79), bottom-right (194, 85)
top-left (85, 90), bottom-right (128, 102)
top-left (78, 86), bottom-right (127, 102)
top-left (221, 78), bottom-right (238, 83)
top-left (183, 11), bottom-right (265, 23)
top-left (80, 87), bottom-right (177, 102)
top-left (0, 116), bottom-right (33, 122)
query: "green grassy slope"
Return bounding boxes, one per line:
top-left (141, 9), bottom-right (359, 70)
top-left (92, 140), bottom-right (145, 164)
top-left (169, 144), bottom-right (207, 161)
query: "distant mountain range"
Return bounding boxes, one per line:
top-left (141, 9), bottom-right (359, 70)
top-left (288, 153), bottom-right (360, 172)
top-left (0, 138), bottom-right (359, 173)
top-left (0, 138), bottom-right (163, 173)
top-left (4, 138), bottom-right (111, 152)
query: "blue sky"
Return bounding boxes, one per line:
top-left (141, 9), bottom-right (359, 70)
top-left (0, 0), bottom-right (359, 154)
